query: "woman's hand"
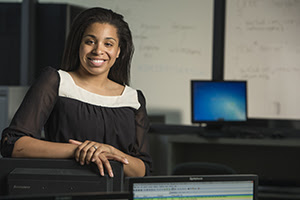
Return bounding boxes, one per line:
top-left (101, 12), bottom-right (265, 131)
top-left (69, 139), bottom-right (129, 177)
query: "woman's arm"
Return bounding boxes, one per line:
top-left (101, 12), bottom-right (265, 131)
top-left (112, 146), bottom-right (146, 177)
top-left (133, 91), bottom-right (153, 175)
top-left (12, 136), bottom-right (77, 158)
top-left (1, 67), bottom-right (59, 158)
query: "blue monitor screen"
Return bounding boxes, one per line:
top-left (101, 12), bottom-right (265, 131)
top-left (191, 80), bottom-right (247, 123)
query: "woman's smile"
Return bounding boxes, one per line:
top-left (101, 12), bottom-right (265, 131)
top-left (88, 57), bottom-right (106, 67)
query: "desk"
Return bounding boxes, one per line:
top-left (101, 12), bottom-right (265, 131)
top-left (149, 133), bottom-right (300, 184)
top-left (149, 133), bottom-right (300, 199)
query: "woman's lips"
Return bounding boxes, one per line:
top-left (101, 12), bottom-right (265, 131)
top-left (88, 58), bottom-right (105, 66)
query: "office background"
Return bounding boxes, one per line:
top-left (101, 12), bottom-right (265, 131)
top-left (1, 0), bottom-right (300, 199)
top-left (1, 0), bottom-right (300, 126)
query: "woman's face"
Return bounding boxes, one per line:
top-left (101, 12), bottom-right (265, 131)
top-left (78, 22), bottom-right (120, 76)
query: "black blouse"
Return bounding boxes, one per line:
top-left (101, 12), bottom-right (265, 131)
top-left (0, 67), bottom-right (152, 175)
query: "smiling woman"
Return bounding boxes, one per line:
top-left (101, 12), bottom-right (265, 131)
top-left (73, 23), bottom-right (122, 96)
top-left (0, 7), bottom-right (152, 178)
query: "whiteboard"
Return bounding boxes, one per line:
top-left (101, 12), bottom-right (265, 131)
top-left (225, 0), bottom-right (300, 119)
top-left (39, 0), bottom-right (214, 124)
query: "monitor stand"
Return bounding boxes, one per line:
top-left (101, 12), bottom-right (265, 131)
top-left (199, 124), bottom-right (224, 138)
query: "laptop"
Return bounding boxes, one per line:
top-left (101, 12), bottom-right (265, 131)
top-left (127, 174), bottom-right (258, 200)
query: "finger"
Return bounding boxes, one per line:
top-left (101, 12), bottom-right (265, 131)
top-left (81, 142), bottom-right (104, 165)
top-left (104, 153), bottom-right (129, 165)
top-left (93, 157), bottom-right (105, 176)
top-left (69, 139), bottom-right (82, 145)
top-left (75, 140), bottom-right (92, 165)
top-left (91, 143), bottom-right (116, 162)
top-left (74, 144), bottom-right (85, 162)
top-left (85, 144), bottom-right (97, 165)
top-left (91, 144), bottom-right (109, 162)
top-left (80, 141), bottom-right (98, 165)
top-left (99, 153), bottom-right (114, 178)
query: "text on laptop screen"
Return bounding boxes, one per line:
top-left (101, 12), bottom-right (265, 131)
top-left (133, 180), bottom-right (254, 200)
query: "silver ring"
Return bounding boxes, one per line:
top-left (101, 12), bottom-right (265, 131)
top-left (92, 145), bottom-right (97, 150)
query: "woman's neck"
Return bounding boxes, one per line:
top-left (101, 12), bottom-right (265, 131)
top-left (69, 69), bottom-right (124, 96)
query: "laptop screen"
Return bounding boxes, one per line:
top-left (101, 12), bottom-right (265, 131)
top-left (128, 175), bottom-right (258, 200)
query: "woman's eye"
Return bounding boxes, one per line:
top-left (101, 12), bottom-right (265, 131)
top-left (85, 40), bottom-right (95, 45)
top-left (105, 42), bottom-right (113, 47)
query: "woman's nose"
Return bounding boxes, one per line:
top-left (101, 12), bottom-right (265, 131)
top-left (93, 44), bottom-right (103, 54)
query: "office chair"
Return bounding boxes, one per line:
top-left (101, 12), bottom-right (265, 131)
top-left (172, 162), bottom-right (236, 175)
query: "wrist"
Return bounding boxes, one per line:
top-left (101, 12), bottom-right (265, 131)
top-left (68, 143), bottom-right (78, 158)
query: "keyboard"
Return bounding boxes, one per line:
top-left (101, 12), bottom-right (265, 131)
top-left (149, 124), bottom-right (202, 135)
top-left (149, 124), bottom-right (300, 139)
top-left (221, 126), bottom-right (300, 139)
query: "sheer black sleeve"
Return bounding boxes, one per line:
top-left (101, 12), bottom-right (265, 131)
top-left (133, 90), bottom-right (153, 175)
top-left (0, 67), bottom-right (59, 157)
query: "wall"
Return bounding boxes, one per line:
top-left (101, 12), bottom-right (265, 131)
top-left (225, 0), bottom-right (300, 120)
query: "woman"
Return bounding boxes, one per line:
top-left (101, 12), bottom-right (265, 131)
top-left (0, 7), bottom-right (152, 177)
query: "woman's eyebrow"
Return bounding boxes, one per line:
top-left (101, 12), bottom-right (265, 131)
top-left (83, 35), bottom-right (117, 42)
top-left (83, 34), bottom-right (97, 39)
top-left (105, 37), bottom-right (118, 42)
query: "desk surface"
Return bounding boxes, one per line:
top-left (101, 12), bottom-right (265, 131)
top-left (167, 134), bottom-right (300, 147)
top-left (150, 124), bottom-right (300, 147)
top-left (148, 130), bottom-right (300, 188)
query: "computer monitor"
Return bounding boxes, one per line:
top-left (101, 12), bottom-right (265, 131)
top-left (127, 174), bottom-right (258, 200)
top-left (191, 80), bottom-right (247, 128)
